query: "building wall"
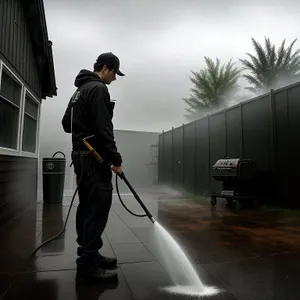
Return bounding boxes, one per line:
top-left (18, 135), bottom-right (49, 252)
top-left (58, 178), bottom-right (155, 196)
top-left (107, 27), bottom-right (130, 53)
top-left (0, 0), bottom-right (41, 99)
top-left (0, 0), bottom-right (42, 226)
top-left (0, 155), bottom-right (37, 226)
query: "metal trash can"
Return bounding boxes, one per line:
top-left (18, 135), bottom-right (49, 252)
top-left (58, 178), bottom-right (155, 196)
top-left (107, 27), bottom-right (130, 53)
top-left (42, 151), bottom-right (66, 203)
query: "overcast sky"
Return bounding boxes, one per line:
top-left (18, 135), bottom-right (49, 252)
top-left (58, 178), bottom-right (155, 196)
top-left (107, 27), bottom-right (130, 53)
top-left (40, 0), bottom-right (300, 135)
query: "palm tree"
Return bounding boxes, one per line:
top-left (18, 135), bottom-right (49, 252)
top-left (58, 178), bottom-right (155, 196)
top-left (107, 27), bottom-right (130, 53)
top-left (240, 37), bottom-right (300, 94)
top-left (183, 57), bottom-right (241, 120)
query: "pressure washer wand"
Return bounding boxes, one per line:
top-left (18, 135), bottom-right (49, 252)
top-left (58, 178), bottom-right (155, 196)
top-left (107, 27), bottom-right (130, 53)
top-left (82, 136), bottom-right (156, 224)
top-left (117, 172), bottom-right (155, 223)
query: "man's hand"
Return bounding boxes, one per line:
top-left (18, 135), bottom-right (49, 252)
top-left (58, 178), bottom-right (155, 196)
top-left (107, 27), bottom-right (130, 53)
top-left (111, 165), bottom-right (122, 175)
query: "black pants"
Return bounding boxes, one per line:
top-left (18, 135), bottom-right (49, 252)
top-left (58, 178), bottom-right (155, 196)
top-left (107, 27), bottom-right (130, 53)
top-left (72, 152), bottom-right (113, 271)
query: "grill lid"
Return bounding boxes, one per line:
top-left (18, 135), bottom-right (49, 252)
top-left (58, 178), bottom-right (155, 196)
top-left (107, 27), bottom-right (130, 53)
top-left (212, 158), bottom-right (240, 169)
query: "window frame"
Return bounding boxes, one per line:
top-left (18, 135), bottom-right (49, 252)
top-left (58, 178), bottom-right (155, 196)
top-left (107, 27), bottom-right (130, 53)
top-left (20, 88), bottom-right (41, 157)
top-left (0, 60), bottom-right (41, 158)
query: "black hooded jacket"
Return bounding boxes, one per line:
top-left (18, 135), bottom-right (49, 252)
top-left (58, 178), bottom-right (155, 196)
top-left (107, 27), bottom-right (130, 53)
top-left (62, 69), bottom-right (122, 167)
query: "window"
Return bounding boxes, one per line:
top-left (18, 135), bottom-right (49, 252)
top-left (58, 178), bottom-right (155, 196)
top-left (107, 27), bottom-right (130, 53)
top-left (22, 93), bottom-right (39, 153)
top-left (0, 61), bottom-right (41, 157)
top-left (0, 68), bottom-right (22, 150)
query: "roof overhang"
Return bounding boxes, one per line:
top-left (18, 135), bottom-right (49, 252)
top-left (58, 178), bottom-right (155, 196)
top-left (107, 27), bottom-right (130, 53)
top-left (23, 0), bottom-right (57, 99)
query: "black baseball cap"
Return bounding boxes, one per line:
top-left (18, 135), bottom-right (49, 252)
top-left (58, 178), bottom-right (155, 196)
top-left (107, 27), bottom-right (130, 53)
top-left (96, 52), bottom-right (125, 76)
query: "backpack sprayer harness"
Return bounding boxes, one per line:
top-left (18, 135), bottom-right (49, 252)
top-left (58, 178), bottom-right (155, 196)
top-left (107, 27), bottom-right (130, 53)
top-left (30, 90), bottom-right (155, 257)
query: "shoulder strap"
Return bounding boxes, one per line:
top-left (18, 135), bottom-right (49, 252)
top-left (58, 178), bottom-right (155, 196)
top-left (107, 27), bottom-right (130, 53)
top-left (70, 89), bottom-right (82, 136)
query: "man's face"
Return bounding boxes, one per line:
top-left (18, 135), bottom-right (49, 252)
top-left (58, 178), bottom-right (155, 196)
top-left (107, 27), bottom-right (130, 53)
top-left (102, 66), bottom-right (116, 84)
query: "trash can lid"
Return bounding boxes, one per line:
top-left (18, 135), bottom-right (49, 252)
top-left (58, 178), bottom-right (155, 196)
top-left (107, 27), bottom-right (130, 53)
top-left (43, 157), bottom-right (66, 160)
top-left (43, 151), bottom-right (66, 161)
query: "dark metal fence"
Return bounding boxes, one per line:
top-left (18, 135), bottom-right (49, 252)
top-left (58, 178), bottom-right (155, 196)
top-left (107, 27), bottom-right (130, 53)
top-left (158, 81), bottom-right (300, 209)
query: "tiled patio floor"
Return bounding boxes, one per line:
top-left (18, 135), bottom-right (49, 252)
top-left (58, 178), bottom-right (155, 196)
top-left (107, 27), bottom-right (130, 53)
top-left (1, 186), bottom-right (300, 299)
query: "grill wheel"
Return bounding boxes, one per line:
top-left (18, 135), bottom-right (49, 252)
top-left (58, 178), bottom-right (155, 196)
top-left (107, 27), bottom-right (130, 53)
top-left (210, 196), bottom-right (217, 206)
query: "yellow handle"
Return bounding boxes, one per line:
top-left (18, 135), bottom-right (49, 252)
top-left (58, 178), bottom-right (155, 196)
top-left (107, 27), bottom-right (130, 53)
top-left (82, 139), bottom-right (103, 162)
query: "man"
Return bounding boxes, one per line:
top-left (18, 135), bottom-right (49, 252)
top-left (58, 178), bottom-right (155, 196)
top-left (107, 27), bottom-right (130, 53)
top-left (61, 52), bottom-right (124, 282)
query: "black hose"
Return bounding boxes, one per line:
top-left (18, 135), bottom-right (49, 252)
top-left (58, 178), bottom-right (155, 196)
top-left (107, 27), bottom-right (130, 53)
top-left (115, 173), bottom-right (147, 217)
top-left (30, 173), bottom-right (148, 256)
top-left (29, 175), bottom-right (84, 257)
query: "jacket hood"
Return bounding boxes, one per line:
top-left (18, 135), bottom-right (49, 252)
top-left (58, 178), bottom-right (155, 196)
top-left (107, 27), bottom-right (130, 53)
top-left (74, 69), bottom-right (104, 87)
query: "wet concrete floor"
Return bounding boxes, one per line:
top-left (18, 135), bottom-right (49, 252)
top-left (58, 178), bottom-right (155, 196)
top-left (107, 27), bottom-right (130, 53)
top-left (1, 186), bottom-right (300, 299)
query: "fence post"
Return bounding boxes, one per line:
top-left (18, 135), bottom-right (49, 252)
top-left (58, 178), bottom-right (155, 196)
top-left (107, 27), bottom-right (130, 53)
top-left (269, 89), bottom-right (276, 166)
top-left (207, 114), bottom-right (211, 194)
top-left (269, 89), bottom-right (277, 201)
top-left (182, 123), bottom-right (185, 190)
top-left (157, 132), bottom-right (161, 184)
top-left (240, 103), bottom-right (245, 158)
top-left (194, 120), bottom-right (197, 195)
top-left (171, 127), bottom-right (174, 188)
top-left (286, 88), bottom-right (290, 205)
top-left (161, 130), bottom-right (165, 184)
top-left (224, 108), bottom-right (228, 156)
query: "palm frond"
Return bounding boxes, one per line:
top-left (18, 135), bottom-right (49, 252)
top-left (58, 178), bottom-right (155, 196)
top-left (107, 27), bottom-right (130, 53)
top-left (183, 56), bottom-right (241, 116)
top-left (251, 37), bottom-right (269, 69)
top-left (241, 37), bottom-right (300, 93)
top-left (275, 39), bottom-right (287, 68)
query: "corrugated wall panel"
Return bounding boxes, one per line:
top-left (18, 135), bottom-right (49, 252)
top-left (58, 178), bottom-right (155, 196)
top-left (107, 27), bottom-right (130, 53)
top-left (242, 95), bottom-right (272, 199)
top-left (158, 134), bottom-right (163, 184)
top-left (226, 105), bottom-right (243, 158)
top-left (273, 89), bottom-right (289, 207)
top-left (195, 117), bottom-right (209, 196)
top-left (173, 127), bottom-right (183, 190)
top-left (163, 131), bottom-right (173, 186)
top-left (286, 85), bottom-right (300, 209)
top-left (209, 112), bottom-right (226, 194)
top-left (183, 122), bottom-right (196, 194)
top-left (0, 0), bottom-right (41, 98)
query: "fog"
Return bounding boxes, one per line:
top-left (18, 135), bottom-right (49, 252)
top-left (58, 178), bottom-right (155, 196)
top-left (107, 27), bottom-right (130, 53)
top-left (41, 0), bottom-right (300, 132)
top-left (38, 129), bottom-right (160, 197)
top-left (38, 0), bottom-right (300, 195)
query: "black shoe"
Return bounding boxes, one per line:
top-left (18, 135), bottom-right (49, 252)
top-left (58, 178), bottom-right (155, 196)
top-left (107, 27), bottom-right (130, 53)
top-left (76, 266), bottom-right (118, 283)
top-left (97, 255), bottom-right (118, 269)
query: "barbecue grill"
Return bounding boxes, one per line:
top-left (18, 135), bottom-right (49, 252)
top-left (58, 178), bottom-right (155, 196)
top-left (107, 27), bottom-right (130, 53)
top-left (211, 157), bottom-right (259, 210)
